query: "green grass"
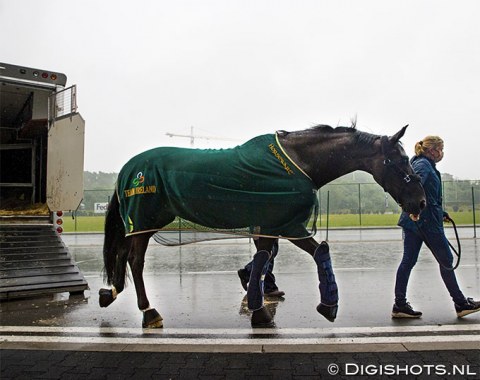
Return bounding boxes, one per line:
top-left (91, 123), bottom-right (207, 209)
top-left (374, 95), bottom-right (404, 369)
top-left (63, 216), bottom-right (106, 232)
top-left (442, 211), bottom-right (479, 225)
top-left (317, 213), bottom-right (401, 228)
top-left (62, 211), bottom-right (479, 233)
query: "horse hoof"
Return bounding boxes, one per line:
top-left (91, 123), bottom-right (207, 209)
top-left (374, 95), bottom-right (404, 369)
top-left (251, 307), bottom-right (274, 328)
top-left (317, 303), bottom-right (338, 322)
top-left (142, 308), bottom-right (163, 328)
top-left (99, 288), bottom-right (115, 308)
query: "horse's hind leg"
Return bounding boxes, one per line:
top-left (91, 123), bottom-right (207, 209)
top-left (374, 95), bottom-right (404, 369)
top-left (292, 238), bottom-right (338, 322)
top-left (247, 238), bottom-right (275, 327)
top-left (129, 233), bottom-right (163, 328)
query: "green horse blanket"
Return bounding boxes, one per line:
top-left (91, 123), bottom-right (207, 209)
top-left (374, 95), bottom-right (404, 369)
top-left (116, 133), bottom-right (318, 240)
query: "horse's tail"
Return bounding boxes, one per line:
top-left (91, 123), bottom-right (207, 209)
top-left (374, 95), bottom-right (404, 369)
top-left (102, 191), bottom-right (125, 285)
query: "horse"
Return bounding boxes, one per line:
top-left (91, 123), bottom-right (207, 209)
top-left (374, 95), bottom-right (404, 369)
top-left (99, 124), bottom-right (426, 328)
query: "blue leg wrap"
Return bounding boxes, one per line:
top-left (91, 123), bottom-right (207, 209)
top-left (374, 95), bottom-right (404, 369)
top-left (247, 250), bottom-right (271, 311)
top-left (314, 242), bottom-right (338, 306)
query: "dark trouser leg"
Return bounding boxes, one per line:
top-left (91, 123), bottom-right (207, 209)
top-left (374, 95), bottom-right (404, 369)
top-left (427, 232), bottom-right (466, 305)
top-left (395, 229), bottom-right (466, 306)
top-left (394, 229), bottom-right (422, 306)
top-left (263, 240), bottom-right (279, 292)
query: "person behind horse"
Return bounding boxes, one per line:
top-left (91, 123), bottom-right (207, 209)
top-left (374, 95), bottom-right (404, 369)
top-left (238, 239), bottom-right (285, 297)
top-left (392, 136), bottom-right (480, 318)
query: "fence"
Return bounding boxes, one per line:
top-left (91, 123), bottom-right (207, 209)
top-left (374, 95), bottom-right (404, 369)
top-left (66, 180), bottom-right (479, 236)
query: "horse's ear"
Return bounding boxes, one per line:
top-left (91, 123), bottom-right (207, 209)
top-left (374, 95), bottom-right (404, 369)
top-left (389, 124), bottom-right (408, 144)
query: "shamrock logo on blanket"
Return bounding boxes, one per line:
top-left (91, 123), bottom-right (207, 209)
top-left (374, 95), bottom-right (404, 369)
top-left (133, 172), bottom-right (145, 187)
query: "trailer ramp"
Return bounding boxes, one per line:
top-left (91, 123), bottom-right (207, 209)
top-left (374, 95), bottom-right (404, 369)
top-left (0, 218), bottom-right (88, 300)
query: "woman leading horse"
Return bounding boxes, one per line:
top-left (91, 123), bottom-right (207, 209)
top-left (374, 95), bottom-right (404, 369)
top-left (99, 124), bottom-right (426, 328)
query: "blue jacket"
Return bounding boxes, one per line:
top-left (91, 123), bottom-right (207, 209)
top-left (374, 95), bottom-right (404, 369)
top-left (398, 155), bottom-right (446, 233)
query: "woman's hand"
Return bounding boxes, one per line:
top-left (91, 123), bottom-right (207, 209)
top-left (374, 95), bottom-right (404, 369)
top-left (443, 212), bottom-right (452, 223)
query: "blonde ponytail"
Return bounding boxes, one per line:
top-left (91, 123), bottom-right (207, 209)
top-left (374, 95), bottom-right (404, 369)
top-left (414, 136), bottom-right (443, 156)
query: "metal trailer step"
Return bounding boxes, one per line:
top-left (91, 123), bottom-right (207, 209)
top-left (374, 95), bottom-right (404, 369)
top-left (0, 221), bottom-right (88, 300)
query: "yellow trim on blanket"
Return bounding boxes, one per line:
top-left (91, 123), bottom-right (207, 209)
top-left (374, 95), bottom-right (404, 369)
top-left (275, 133), bottom-right (312, 181)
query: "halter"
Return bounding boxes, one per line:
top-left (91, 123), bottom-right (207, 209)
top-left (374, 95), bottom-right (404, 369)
top-left (380, 135), bottom-right (420, 194)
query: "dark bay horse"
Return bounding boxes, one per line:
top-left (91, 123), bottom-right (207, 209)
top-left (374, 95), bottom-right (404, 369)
top-left (99, 125), bottom-right (426, 328)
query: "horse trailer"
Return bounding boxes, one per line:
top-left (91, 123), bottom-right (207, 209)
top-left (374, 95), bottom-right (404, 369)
top-left (0, 62), bottom-right (88, 299)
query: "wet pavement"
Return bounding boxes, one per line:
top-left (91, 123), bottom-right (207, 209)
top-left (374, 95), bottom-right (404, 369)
top-left (1, 228), bottom-right (479, 378)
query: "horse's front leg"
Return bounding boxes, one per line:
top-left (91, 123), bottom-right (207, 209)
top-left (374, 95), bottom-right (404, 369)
top-left (247, 238), bottom-right (275, 327)
top-left (129, 234), bottom-right (163, 328)
top-left (292, 238), bottom-right (338, 322)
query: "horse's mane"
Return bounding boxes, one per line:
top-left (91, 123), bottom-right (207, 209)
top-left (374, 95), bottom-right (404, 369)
top-left (308, 124), bottom-right (380, 144)
top-left (310, 124), bottom-right (355, 134)
top-left (278, 123), bottom-right (380, 147)
top-left (278, 124), bottom-right (355, 137)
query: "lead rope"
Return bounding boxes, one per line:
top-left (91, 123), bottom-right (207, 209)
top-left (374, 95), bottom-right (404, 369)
top-left (414, 217), bottom-right (461, 271)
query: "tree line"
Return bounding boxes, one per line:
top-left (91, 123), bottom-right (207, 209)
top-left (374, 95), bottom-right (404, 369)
top-left (82, 171), bottom-right (479, 215)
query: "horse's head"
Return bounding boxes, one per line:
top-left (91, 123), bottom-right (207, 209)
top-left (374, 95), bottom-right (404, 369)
top-left (372, 125), bottom-right (426, 218)
top-left (275, 124), bottom-right (426, 217)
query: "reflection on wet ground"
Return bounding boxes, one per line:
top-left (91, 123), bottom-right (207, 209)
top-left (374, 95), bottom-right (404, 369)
top-left (1, 229), bottom-right (478, 331)
top-left (66, 228), bottom-right (479, 277)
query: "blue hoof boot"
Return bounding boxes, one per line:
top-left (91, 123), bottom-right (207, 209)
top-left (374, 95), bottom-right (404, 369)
top-left (247, 250), bottom-right (271, 310)
top-left (314, 242), bottom-right (339, 306)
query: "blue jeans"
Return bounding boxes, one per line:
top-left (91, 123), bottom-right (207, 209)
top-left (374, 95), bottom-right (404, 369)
top-left (395, 228), bottom-right (466, 306)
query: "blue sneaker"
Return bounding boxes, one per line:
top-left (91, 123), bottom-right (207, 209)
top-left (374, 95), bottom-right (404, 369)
top-left (392, 302), bottom-right (422, 318)
top-left (455, 298), bottom-right (480, 318)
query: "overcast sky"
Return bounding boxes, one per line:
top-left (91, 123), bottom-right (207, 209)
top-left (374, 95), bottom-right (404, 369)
top-left (2, 0), bottom-right (479, 179)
